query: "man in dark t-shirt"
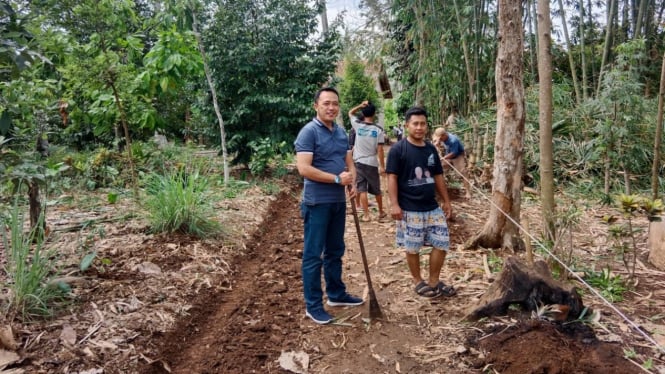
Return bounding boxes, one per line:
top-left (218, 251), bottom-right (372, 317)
top-left (386, 107), bottom-right (456, 299)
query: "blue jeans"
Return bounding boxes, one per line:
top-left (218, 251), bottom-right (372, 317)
top-left (301, 202), bottom-right (347, 311)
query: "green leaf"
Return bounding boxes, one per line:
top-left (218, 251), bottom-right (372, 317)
top-left (56, 282), bottom-right (72, 293)
top-left (107, 192), bottom-right (118, 204)
top-left (80, 252), bottom-right (97, 272)
top-left (159, 76), bottom-right (170, 93)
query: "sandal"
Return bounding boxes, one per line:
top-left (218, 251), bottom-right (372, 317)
top-left (414, 281), bottom-right (440, 298)
top-left (435, 281), bottom-right (456, 297)
top-left (378, 211), bottom-right (388, 222)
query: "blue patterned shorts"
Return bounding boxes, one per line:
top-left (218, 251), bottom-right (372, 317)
top-left (396, 208), bottom-right (450, 253)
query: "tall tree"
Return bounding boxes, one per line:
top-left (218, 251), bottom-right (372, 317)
top-left (538, 0), bottom-right (555, 242)
top-left (338, 56), bottom-right (381, 122)
top-left (467, 0), bottom-right (526, 250)
top-left (652, 49), bottom-right (665, 199)
top-left (597, 0), bottom-right (617, 96)
top-left (205, 0), bottom-right (340, 165)
top-left (191, 6), bottom-right (230, 184)
top-left (579, 0), bottom-right (588, 101)
top-left (452, 0), bottom-right (476, 109)
top-left (557, 0), bottom-right (581, 104)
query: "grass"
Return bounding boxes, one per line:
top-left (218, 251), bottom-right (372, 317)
top-left (143, 170), bottom-right (222, 238)
top-left (2, 203), bottom-right (66, 320)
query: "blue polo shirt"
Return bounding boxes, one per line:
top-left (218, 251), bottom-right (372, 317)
top-left (294, 119), bottom-right (350, 204)
top-left (443, 133), bottom-right (465, 158)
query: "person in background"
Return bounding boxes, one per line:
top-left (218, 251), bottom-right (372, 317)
top-left (294, 87), bottom-right (365, 325)
top-left (348, 100), bottom-right (387, 222)
top-left (393, 123), bottom-right (404, 141)
top-left (386, 107), bottom-right (456, 299)
top-left (432, 127), bottom-right (472, 199)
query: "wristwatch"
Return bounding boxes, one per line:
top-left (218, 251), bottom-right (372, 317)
top-left (334, 175), bottom-right (341, 184)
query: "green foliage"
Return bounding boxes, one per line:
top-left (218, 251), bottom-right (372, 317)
top-left (247, 137), bottom-right (290, 177)
top-left (206, 0), bottom-right (341, 165)
top-left (577, 41), bottom-right (651, 192)
top-left (248, 137), bottom-right (276, 176)
top-left (386, 0), bottom-right (496, 121)
top-left (79, 252), bottom-right (97, 272)
top-left (79, 148), bottom-right (122, 189)
top-left (338, 56), bottom-right (381, 124)
top-left (383, 99), bottom-right (398, 130)
top-left (0, 2), bottom-right (49, 80)
top-left (584, 267), bottom-right (626, 302)
top-left (1, 202), bottom-right (66, 319)
top-left (221, 179), bottom-right (251, 199)
top-left (76, 224), bottom-right (109, 273)
top-left (52, 142), bottom-right (199, 190)
top-left (487, 251), bottom-right (502, 273)
top-left (143, 169), bottom-right (222, 238)
top-left (135, 26), bottom-right (204, 138)
top-left (607, 194), bottom-right (664, 278)
top-left (259, 181), bottom-right (281, 196)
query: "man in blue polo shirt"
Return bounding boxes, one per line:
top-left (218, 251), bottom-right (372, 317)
top-left (294, 87), bottom-right (365, 324)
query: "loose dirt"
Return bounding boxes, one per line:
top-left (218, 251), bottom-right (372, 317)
top-left (4, 146), bottom-right (665, 373)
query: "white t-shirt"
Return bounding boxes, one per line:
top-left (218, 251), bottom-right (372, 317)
top-left (350, 116), bottom-right (384, 167)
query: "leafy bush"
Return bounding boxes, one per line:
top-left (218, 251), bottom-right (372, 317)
top-left (143, 170), bottom-right (222, 238)
top-left (584, 267), bottom-right (627, 302)
top-left (248, 137), bottom-right (274, 176)
top-left (2, 203), bottom-right (66, 319)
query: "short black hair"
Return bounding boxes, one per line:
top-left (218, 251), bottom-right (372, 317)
top-left (405, 107), bottom-right (428, 123)
top-left (314, 87), bottom-right (339, 103)
top-left (361, 102), bottom-right (376, 118)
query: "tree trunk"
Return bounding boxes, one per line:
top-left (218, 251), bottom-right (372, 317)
top-left (192, 10), bottom-right (230, 185)
top-left (531, 0), bottom-right (539, 62)
top-left (466, 0), bottom-right (525, 251)
top-left (466, 256), bottom-right (585, 321)
top-left (557, 0), bottom-right (581, 104)
top-left (109, 80), bottom-right (137, 188)
top-left (318, 0), bottom-right (328, 34)
top-left (648, 216), bottom-right (665, 270)
top-left (28, 180), bottom-right (46, 239)
top-left (453, 0), bottom-right (476, 110)
top-left (538, 0), bottom-right (555, 242)
top-left (413, 0), bottom-right (427, 107)
top-left (597, 0), bottom-right (617, 96)
top-left (635, 0), bottom-right (648, 38)
top-left (526, 0), bottom-right (537, 80)
top-left (580, 1), bottom-right (588, 101)
top-left (619, 137), bottom-right (631, 195)
top-left (604, 147), bottom-right (611, 195)
top-left (652, 49), bottom-right (665, 200)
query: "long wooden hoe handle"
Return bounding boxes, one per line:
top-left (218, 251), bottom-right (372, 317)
top-left (348, 193), bottom-right (384, 320)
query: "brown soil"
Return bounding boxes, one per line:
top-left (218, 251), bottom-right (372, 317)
top-left (4, 147), bottom-right (665, 373)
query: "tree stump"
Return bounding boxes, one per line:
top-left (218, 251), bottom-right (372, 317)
top-left (466, 256), bottom-right (585, 321)
top-left (648, 217), bottom-right (665, 271)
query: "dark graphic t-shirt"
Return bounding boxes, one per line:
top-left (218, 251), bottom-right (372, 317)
top-left (386, 139), bottom-right (443, 212)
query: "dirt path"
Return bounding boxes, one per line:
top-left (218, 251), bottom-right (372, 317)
top-left (139, 176), bottom-right (646, 373)
top-left (9, 146), bottom-right (662, 373)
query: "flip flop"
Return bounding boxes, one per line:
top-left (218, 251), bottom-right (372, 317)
top-left (414, 281), bottom-right (440, 298)
top-left (435, 281), bottom-right (456, 297)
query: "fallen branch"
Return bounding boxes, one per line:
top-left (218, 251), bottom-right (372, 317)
top-left (52, 214), bottom-right (138, 233)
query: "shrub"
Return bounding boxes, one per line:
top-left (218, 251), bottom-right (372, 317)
top-left (2, 204), bottom-right (66, 319)
top-left (143, 170), bottom-right (222, 238)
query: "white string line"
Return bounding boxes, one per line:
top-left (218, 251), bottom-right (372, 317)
top-left (441, 156), bottom-right (665, 354)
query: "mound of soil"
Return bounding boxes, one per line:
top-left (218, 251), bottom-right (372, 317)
top-left (472, 319), bottom-right (641, 374)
